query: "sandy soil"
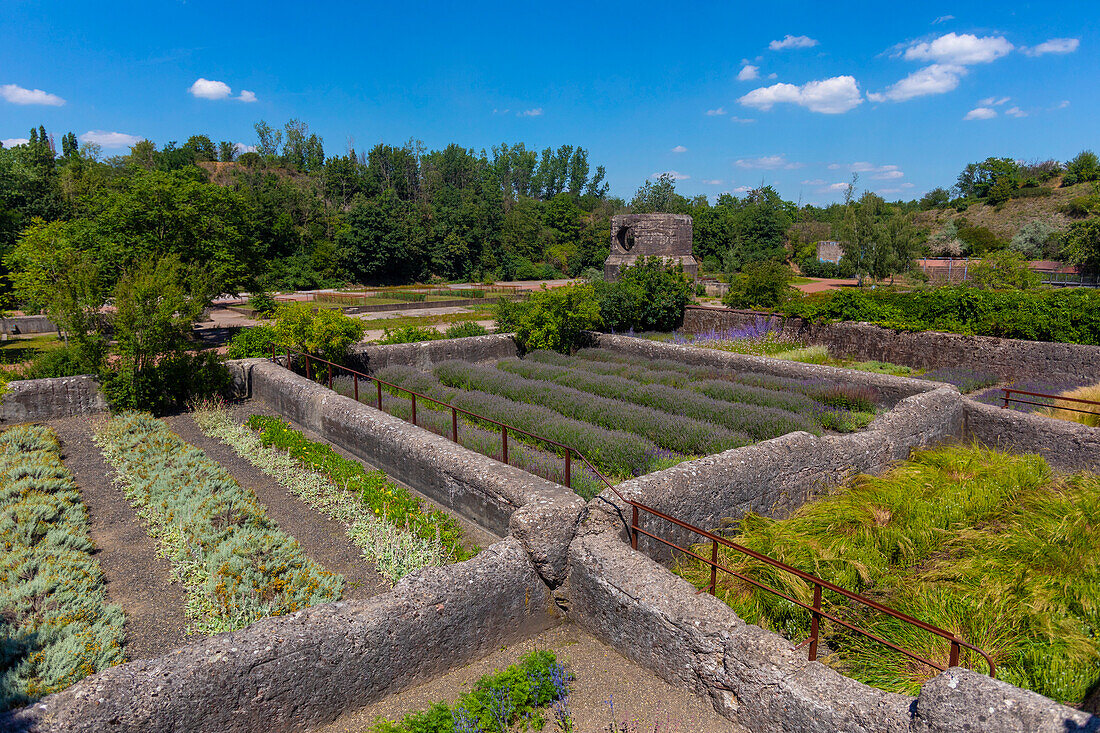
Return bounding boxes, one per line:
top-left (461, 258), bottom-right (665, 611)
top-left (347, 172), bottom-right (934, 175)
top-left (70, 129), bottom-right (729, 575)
top-left (314, 622), bottom-right (746, 733)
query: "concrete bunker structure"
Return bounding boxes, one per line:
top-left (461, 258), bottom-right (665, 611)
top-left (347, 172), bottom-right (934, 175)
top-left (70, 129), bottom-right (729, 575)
top-left (3, 333), bottom-right (1099, 732)
top-left (605, 213), bottom-right (698, 281)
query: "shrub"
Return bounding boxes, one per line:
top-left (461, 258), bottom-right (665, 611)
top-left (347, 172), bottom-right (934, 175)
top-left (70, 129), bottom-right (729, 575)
top-left (444, 321), bottom-right (489, 339)
top-left (225, 325), bottom-right (277, 359)
top-left (0, 425), bottom-right (125, 711)
top-left (19, 344), bottom-right (99, 379)
top-left (377, 325), bottom-right (441, 344)
top-left (967, 250), bottom-right (1041, 290)
top-left (248, 291), bottom-right (277, 318)
top-left (955, 224), bottom-right (1005, 255)
top-left (1065, 150), bottom-right (1100, 184)
top-left (1064, 217), bottom-right (1100, 271)
top-left (721, 260), bottom-right (794, 309)
top-left (94, 413), bottom-right (343, 634)
top-left (499, 283), bottom-right (602, 354)
top-left (1010, 220), bottom-right (1061, 259)
top-left (596, 257), bottom-right (693, 332)
top-left (271, 301), bottom-right (365, 362)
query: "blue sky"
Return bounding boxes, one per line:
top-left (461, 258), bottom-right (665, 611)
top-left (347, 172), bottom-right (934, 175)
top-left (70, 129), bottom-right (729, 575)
top-left (1, 0), bottom-right (1096, 204)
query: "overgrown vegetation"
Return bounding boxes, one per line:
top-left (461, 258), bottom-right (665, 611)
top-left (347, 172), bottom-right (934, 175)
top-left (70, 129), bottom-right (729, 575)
top-left (245, 415), bottom-right (474, 561)
top-left (95, 412), bottom-right (343, 634)
top-left (675, 445), bottom-right (1100, 704)
top-left (371, 650), bottom-right (571, 733)
top-left (192, 403), bottom-right (464, 580)
top-left (0, 425), bottom-right (124, 712)
top-left (1039, 382), bottom-right (1100, 428)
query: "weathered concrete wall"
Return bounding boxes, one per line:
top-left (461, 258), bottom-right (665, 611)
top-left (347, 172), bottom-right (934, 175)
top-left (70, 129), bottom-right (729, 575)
top-left (0, 375), bottom-right (107, 424)
top-left (242, 359), bottom-right (584, 585)
top-left (592, 331), bottom-right (943, 406)
top-left (564, 507), bottom-right (1098, 733)
top-left (682, 305), bottom-right (1100, 385)
top-left (2, 538), bottom-right (557, 733)
top-left (963, 398), bottom-right (1100, 472)
top-left (347, 333), bottom-right (520, 374)
top-left (0, 314), bottom-right (56, 336)
top-left (610, 387), bottom-right (964, 561)
top-left (606, 213), bottom-right (698, 280)
top-left (344, 297), bottom-right (510, 314)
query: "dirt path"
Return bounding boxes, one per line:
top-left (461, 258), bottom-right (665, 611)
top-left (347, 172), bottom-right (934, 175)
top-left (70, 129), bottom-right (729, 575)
top-left (49, 415), bottom-right (191, 662)
top-left (316, 621), bottom-right (746, 733)
top-left (164, 414), bottom-right (389, 601)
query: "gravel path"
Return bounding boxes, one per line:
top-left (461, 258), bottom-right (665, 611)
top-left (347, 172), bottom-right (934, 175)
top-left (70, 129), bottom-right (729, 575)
top-left (48, 414), bottom-right (190, 662)
top-left (164, 413), bottom-right (389, 601)
top-left (316, 621), bottom-right (747, 733)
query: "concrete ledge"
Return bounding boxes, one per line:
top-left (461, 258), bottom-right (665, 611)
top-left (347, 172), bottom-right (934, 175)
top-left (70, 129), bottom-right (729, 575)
top-left (0, 375), bottom-right (107, 423)
top-left (242, 359), bottom-right (585, 586)
top-left (2, 537), bottom-right (555, 733)
top-left (0, 314), bottom-right (56, 336)
top-left (963, 399), bottom-right (1100, 472)
top-left (348, 334), bottom-right (520, 374)
top-left (683, 305), bottom-right (1100, 385)
top-left (591, 331), bottom-right (944, 406)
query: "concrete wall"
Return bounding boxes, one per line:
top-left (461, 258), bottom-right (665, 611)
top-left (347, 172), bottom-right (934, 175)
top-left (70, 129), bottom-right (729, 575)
top-left (963, 398), bottom-right (1100, 472)
top-left (2, 538), bottom-right (557, 733)
top-left (0, 314), bottom-right (56, 336)
top-left (682, 305), bottom-right (1100, 385)
top-left (347, 333), bottom-right (521, 374)
top-left (0, 375), bottom-right (107, 424)
top-left (243, 359), bottom-right (584, 586)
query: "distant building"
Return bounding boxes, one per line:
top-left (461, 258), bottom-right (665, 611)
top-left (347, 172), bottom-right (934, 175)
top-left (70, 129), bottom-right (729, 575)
top-left (816, 240), bottom-right (843, 264)
top-left (605, 214), bottom-right (698, 281)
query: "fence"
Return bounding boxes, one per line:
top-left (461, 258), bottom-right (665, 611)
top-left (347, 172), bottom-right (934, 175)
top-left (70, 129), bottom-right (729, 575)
top-left (1001, 387), bottom-right (1100, 416)
top-left (272, 347), bottom-right (996, 679)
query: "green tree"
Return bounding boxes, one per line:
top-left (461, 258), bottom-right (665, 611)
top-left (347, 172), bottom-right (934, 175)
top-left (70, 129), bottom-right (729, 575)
top-left (722, 260), bottom-right (795, 309)
top-left (270, 301), bottom-right (365, 362)
top-left (968, 250), bottom-right (1041, 290)
top-left (1064, 218), bottom-right (1100, 271)
top-left (1065, 150), bottom-right (1100, 184)
top-left (597, 257), bottom-right (693, 332)
top-left (630, 173), bottom-right (687, 213)
top-left (955, 157), bottom-right (1019, 199)
top-left (500, 283), bottom-right (602, 353)
top-left (218, 141), bottom-right (237, 162)
top-left (184, 135), bottom-right (216, 162)
top-left (253, 120), bottom-right (282, 162)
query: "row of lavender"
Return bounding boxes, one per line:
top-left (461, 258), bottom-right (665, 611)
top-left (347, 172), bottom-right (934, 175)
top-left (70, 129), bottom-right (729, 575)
top-left (356, 349), bottom-right (879, 492)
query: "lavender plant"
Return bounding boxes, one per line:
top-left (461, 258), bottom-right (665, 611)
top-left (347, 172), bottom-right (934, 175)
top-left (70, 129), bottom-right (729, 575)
top-left (94, 412), bottom-right (343, 634)
top-left (0, 425), bottom-right (125, 711)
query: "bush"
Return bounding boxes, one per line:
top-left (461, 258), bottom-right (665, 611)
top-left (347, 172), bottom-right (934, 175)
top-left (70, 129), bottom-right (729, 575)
top-left (967, 250), bottom-right (1041, 290)
top-left (722, 260), bottom-right (795, 309)
top-left (955, 224), bottom-right (1006, 255)
top-left (1065, 150), bottom-right (1100, 184)
top-left (19, 344), bottom-right (100, 379)
top-left (596, 257), bottom-right (693, 332)
top-left (500, 283), bottom-right (602, 354)
top-left (248, 291), bottom-right (277, 318)
top-left (225, 325), bottom-right (277, 359)
top-left (377, 325), bottom-right (440, 344)
top-left (1010, 220), bottom-right (1061, 259)
top-left (271, 301), bottom-right (365, 361)
top-left (443, 321), bottom-right (488, 338)
top-left (783, 287), bottom-right (1100, 344)
top-left (102, 351), bottom-right (230, 415)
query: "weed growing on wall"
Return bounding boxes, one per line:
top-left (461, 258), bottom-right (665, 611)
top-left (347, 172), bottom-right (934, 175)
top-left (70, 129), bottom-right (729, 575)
top-left (244, 415), bottom-right (475, 561)
top-left (674, 445), bottom-right (1100, 705)
top-left (192, 402), bottom-right (462, 581)
top-left (0, 425), bottom-right (125, 711)
top-left (95, 412), bottom-right (343, 634)
top-left (371, 650), bottom-right (570, 733)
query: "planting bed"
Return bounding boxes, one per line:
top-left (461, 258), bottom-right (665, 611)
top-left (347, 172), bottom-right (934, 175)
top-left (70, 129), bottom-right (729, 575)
top-left (674, 444), bottom-right (1100, 708)
top-left (336, 347), bottom-right (881, 496)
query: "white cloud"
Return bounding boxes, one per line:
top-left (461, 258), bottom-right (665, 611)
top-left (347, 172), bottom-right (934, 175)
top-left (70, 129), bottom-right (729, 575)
top-left (827, 182), bottom-right (850, 191)
top-left (739, 75), bottom-right (862, 114)
top-left (1056, 100), bottom-right (1070, 109)
top-left (1005, 106), bottom-right (1027, 118)
top-left (1, 138), bottom-right (30, 147)
top-left (652, 170), bottom-right (689, 180)
top-left (901, 183), bottom-right (915, 188)
top-left (835, 162), bottom-right (905, 179)
top-left (769, 34), bottom-right (819, 51)
top-left (964, 106), bottom-right (997, 120)
top-left (730, 116), bottom-right (756, 123)
top-left (189, 78), bottom-right (232, 100)
top-left (702, 179), bottom-right (724, 185)
top-left (80, 130), bottom-right (142, 148)
top-left (1, 83), bottom-right (65, 106)
top-left (737, 65), bottom-right (760, 81)
top-left (801, 178), bottom-right (827, 185)
top-left (731, 185), bottom-right (752, 193)
top-left (705, 107), bottom-right (726, 116)
top-left (517, 108), bottom-right (543, 117)
top-left (1023, 38), bottom-right (1079, 56)
top-left (904, 32), bottom-right (1013, 65)
top-left (671, 145), bottom-right (688, 153)
top-left (735, 155), bottom-right (802, 170)
top-left (237, 90), bottom-right (258, 103)
top-left (978, 96), bottom-right (1010, 106)
top-left (868, 64), bottom-right (966, 102)
top-left (234, 142), bottom-right (257, 154)
top-left (767, 72), bottom-right (778, 79)
top-left (492, 108), bottom-right (510, 115)
top-left (933, 15), bottom-right (955, 24)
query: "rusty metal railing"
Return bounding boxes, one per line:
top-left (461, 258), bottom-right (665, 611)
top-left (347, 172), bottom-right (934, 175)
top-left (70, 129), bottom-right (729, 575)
top-left (271, 346), bottom-right (996, 679)
top-left (1002, 387), bottom-right (1100, 416)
